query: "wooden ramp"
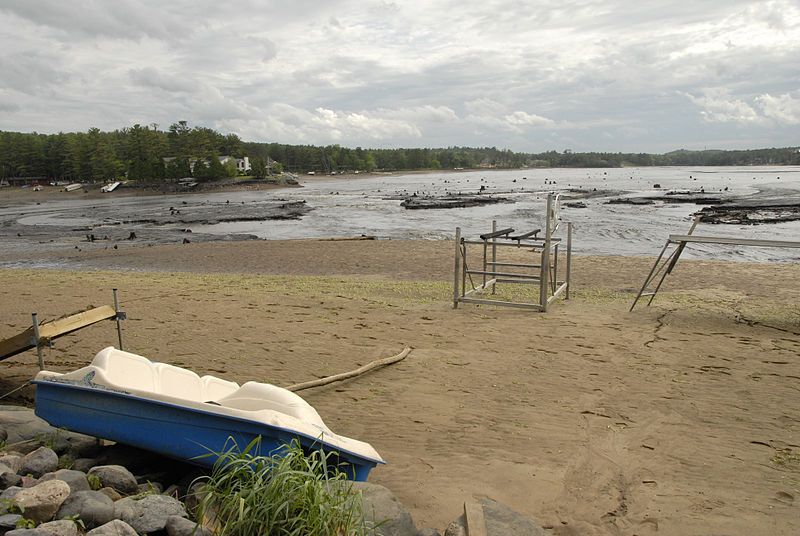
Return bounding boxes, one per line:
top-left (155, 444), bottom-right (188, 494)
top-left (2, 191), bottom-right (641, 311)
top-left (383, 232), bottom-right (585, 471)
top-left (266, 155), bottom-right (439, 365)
top-left (0, 306), bottom-right (117, 361)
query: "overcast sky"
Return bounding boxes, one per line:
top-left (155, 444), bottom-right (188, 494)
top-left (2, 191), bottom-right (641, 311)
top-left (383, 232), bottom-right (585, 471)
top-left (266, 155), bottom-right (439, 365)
top-left (1, 0), bottom-right (798, 153)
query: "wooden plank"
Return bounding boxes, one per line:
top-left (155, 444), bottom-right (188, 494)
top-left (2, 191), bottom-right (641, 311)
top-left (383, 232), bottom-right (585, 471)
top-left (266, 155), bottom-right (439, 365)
top-left (464, 502), bottom-right (487, 536)
top-left (668, 235), bottom-right (800, 248)
top-left (479, 227), bottom-right (514, 240)
top-left (38, 306), bottom-right (117, 340)
top-left (0, 306), bottom-right (117, 361)
top-left (0, 329), bottom-right (36, 361)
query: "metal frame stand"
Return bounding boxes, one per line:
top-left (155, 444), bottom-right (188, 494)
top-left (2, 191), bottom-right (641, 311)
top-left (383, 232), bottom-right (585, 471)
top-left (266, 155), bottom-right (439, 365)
top-left (453, 193), bottom-right (572, 312)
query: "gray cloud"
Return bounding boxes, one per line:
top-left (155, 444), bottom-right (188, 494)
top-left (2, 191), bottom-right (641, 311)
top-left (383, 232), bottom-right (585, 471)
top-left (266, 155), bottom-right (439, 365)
top-left (0, 0), bottom-right (798, 152)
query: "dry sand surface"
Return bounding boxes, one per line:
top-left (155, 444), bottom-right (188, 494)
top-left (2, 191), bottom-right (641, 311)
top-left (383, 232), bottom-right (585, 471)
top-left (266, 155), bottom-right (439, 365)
top-left (1, 239), bottom-right (799, 535)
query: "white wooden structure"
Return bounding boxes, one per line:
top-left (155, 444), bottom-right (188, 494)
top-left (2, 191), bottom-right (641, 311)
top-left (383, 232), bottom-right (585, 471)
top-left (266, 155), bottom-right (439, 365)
top-left (630, 217), bottom-right (800, 311)
top-left (453, 193), bottom-right (572, 312)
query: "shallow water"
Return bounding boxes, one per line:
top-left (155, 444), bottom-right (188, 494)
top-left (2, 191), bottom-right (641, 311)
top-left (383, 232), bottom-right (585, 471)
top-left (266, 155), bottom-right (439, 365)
top-left (196, 166), bottom-right (800, 262)
top-left (2, 166), bottom-right (799, 263)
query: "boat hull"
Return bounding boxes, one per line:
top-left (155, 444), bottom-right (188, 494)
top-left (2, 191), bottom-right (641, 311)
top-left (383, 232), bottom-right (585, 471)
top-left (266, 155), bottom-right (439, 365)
top-left (33, 380), bottom-right (378, 481)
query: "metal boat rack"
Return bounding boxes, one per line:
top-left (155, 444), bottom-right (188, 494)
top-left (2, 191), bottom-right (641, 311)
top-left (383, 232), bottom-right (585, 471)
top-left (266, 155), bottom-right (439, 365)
top-left (453, 193), bottom-right (573, 312)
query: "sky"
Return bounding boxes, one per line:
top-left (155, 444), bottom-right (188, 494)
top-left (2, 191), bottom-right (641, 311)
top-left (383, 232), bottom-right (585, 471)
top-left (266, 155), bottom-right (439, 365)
top-left (0, 0), bottom-right (798, 153)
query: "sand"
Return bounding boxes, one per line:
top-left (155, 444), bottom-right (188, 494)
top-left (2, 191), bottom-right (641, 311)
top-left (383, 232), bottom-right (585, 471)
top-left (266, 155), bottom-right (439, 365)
top-left (1, 240), bottom-right (799, 535)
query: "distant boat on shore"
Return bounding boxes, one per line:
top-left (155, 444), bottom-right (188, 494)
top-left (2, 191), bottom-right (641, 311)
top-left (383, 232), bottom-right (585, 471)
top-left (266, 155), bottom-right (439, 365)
top-left (101, 181), bottom-right (121, 193)
top-left (64, 183), bottom-right (83, 192)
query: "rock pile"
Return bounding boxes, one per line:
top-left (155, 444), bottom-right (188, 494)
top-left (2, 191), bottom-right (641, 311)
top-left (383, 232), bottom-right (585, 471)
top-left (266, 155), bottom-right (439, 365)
top-left (0, 406), bottom-right (547, 535)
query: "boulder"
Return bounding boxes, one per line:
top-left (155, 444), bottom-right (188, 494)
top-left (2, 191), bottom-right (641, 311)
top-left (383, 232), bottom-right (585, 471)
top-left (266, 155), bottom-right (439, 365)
top-left (444, 499), bottom-right (548, 536)
top-left (69, 459), bottom-right (97, 474)
top-left (2, 529), bottom-right (40, 536)
top-left (87, 466), bottom-right (137, 495)
top-left (34, 520), bottom-right (78, 536)
top-left (0, 472), bottom-right (22, 491)
top-left (0, 487), bottom-right (21, 501)
top-left (351, 482), bottom-right (417, 536)
top-left (96, 488), bottom-right (121, 502)
top-left (12, 480), bottom-right (71, 523)
top-left (114, 495), bottom-right (187, 534)
top-left (0, 514), bottom-right (22, 534)
top-left (165, 515), bottom-right (213, 536)
top-left (19, 449), bottom-right (58, 479)
top-left (39, 470), bottom-right (90, 493)
top-left (136, 481), bottom-right (163, 495)
top-left (0, 456), bottom-right (23, 474)
top-left (56, 490), bottom-right (115, 529)
top-left (85, 520), bottom-right (138, 536)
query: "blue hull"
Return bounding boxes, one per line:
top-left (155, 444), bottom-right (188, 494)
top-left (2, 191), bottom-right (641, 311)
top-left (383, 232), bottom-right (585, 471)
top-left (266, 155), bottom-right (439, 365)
top-left (33, 380), bottom-right (379, 481)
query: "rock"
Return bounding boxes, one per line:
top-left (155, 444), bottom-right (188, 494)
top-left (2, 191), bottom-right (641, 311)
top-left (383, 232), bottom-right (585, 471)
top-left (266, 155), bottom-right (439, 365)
top-left (35, 520), bottom-right (78, 536)
top-left (97, 488), bottom-right (121, 502)
top-left (19, 448), bottom-right (58, 479)
top-left (417, 530), bottom-right (442, 536)
top-left (443, 523), bottom-right (465, 536)
top-left (445, 499), bottom-right (547, 536)
top-left (87, 466), bottom-right (137, 495)
top-left (136, 481), bottom-right (162, 494)
top-left (0, 429), bottom-right (7, 443)
top-left (0, 456), bottom-right (23, 474)
top-left (0, 514), bottom-right (22, 533)
top-left (350, 482), bottom-right (417, 536)
top-left (0, 487), bottom-right (21, 501)
top-left (85, 520), bottom-right (138, 536)
top-left (0, 472), bottom-right (22, 490)
top-left (70, 459), bottom-right (97, 473)
top-left (0, 407), bottom-right (55, 448)
top-left (12, 480), bottom-right (71, 523)
top-left (114, 495), bottom-right (187, 534)
top-left (64, 437), bottom-right (101, 460)
top-left (56, 490), bottom-right (114, 529)
top-left (165, 515), bottom-right (213, 536)
top-left (39, 470), bottom-right (90, 493)
top-left (19, 477), bottom-right (37, 489)
top-left (3, 529), bottom-right (40, 536)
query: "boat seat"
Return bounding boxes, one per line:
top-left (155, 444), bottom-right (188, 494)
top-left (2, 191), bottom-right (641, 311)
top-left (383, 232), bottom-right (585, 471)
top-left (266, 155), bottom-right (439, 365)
top-left (201, 376), bottom-right (240, 401)
top-left (91, 347), bottom-right (157, 392)
top-left (218, 382), bottom-right (328, 429)
top-left (153, 363), bottom-right (203, 401)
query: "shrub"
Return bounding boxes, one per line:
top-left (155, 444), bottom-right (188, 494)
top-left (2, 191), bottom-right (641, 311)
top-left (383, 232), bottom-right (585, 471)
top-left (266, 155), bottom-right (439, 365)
top-left (194, 438), bottom-right (370, 536)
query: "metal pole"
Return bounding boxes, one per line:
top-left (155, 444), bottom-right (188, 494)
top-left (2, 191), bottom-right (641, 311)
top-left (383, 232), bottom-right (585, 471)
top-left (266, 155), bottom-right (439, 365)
top-left (113, 288), bottom-right (124, 350)
top-left (31, 313), bottom-right (44, 370)
top-left (540, 194), bottom-right (552, 311)
top-left (566, 222), bottom-right (572, 300)
top-left (453, 228), bottom-right (461, 308)
top-left (491, 220), bottom-right (497, 294)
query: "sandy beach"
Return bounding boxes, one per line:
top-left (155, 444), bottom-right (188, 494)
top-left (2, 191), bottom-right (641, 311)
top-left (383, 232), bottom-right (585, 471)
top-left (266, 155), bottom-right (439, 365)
top-left (1, 239), bottom-right (799, 535)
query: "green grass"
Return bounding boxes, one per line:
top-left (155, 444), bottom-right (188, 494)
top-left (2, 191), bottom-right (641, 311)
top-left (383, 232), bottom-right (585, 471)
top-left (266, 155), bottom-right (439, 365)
top-left (193, 438), bottom-right (370, 536)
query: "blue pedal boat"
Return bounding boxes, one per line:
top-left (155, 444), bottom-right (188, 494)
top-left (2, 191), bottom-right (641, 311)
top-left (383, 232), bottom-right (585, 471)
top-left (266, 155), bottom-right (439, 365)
top-left (32, 347), bottom-right (384, 481)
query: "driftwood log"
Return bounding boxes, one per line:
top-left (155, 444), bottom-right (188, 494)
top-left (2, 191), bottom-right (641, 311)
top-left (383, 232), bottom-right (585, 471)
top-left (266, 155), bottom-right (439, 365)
top-left (286, 347), bottom-right (412, 392)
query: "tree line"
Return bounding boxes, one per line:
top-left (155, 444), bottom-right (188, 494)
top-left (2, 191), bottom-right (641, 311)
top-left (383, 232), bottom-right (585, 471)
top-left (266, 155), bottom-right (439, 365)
top-left (2, 122), bottom-right (799, 183)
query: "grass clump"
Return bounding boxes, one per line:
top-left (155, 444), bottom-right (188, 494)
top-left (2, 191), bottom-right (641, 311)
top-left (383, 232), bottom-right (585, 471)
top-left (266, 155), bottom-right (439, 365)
top-left (194, 438), bottom-right (370, 536)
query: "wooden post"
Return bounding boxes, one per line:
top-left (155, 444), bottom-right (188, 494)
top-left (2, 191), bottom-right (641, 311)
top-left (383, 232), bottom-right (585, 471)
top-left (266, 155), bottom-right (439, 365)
top-left (453, 228), bottom-right (461, 308)
top-left (464, 502), bottom-right (487, 536)
top-left (566, 222), bottom-right (572, 300)
top-left (113, 288), bottom-right (124, 350)
top-left (31, 313), bottom-right (44, 370)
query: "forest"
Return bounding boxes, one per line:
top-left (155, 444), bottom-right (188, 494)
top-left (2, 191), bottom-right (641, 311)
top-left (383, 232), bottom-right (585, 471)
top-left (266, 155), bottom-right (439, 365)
top-left (1, 122), bottom-right (798, 183)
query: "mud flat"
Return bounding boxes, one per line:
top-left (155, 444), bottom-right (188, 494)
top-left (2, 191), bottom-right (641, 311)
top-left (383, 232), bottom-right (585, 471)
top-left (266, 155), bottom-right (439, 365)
top-left (697, 200), bottom-right (800, 224)
top-left (399, 193), bottom-right (511, 209)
